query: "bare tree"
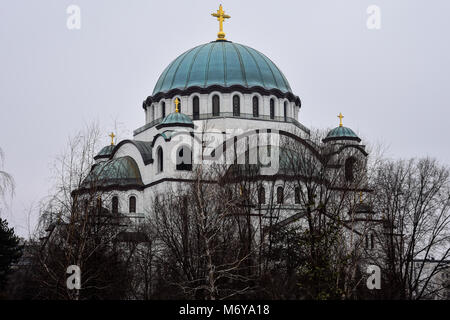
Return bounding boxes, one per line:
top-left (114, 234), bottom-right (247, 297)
top-left (24, 122), bottom-right (135, 299)
top-left (371, 158), bottom-right (450, 299)
top-left (0, 147), bottom-right (15, 214)
top-left (257, 129), bottom-right (378, 299)
top-left (149, 162), bottom-right (263, 300)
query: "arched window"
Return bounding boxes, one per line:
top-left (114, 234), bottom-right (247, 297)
top-left (112, 196), bottom-right (119, 214)
top-left (129, 196), bottom-right (136, 213)
top-left (252, 96), bottom-right (259, 117)
top-left (258, 186), bottom-right (266, 204)
top-left (151, 105), bottom-right (155, 121)
top-left (212, 95), bottom-right (220, 116)
top-left (193, 96), bottom-right (200, 120)
top-left (161, 101), bottom-right (166, 118)
top-left (284, 101), bottom-right (288, 122)
top-left (295, 187), bottom-right (301, 204)
top-left (277, 186), bottom-right (284, 204)
top-left (157, 147), bottom-right (163, 173)
top-left (233, 95), bottom-right (240, 116)
top-left (345, 157), bottom-right (356, 182)
top-left (270, 98), bottom-right (275, 119)
top-left (176, 146), bottom-right (192, 171)
top-left (370, 233), bottom-right (375, 249)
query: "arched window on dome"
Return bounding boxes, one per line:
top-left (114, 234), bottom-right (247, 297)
top-left (157, 147), bottom-right (163, 173)
top-left (233, 95), bottom-right (240, 117)
top-left (161, 101), bottom-right (166, 118)
top-left (277, 186), bottom-right (284, 204)
top-left (193, 96), bottom-right (200, 120)
top-left (176, 146), bottom-right (192, 171)
top-left (284, 101), bottom-right (288, 122)
top-left (252, 96), bottom-right (259, 117)
top-left (345, 157), bottom-right (356, 182)
top-left (258, 186), bottom-right (266, 204)
top-left (270, 98), bottom-right (275, 119)
top-left (129, 196), bottom-right (136, 213)
top-left (212, 95), bottom-right (220, 116)
top-left (112, 196), bottom-right (119, 214)
top-left (151, 105), bottom-right (155, 121)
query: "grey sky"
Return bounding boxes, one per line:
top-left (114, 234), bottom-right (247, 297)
top-left (1, 0), bottom-right (449, 237)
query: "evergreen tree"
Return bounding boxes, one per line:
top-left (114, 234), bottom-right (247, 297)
top-left (0, 218), bottom-right (22, 290)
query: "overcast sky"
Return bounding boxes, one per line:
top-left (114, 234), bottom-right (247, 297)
top-left (1, 0), bottom-right (449, 237)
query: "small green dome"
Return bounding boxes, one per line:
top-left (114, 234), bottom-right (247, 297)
top-left (152, 41), bottom-right (292, 95)
top-left (94, 145), bottom-right (114, 160)
top-left (82, 156), bottom-right (143, 189)
top-left (156, 112), bottom-right (194, 129)
top-left (323, 126), bottom-right (361, 143)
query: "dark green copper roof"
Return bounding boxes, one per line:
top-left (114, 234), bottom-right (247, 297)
top-left (156, 112), bottom-right (194, 129)
top-left (152, 41), bottom-right (292, 95)
top-left (94, 145), bottom-right (114, 159)
top-left (323, 126), bottom-right (361, 143)
top-left (82, 156), bottom-right (143, 189)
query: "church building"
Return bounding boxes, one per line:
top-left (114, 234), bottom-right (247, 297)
top-left (79, 5), bottom-right (370, 236)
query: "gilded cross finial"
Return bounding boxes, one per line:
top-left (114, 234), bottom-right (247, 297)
top-left (109, 132), bottom-right (116, 145)
top-left (337, 113), bottom-right (344, 127)
top-left (174, 98), bottom-right (180, 113)
top-left (211, 4), bottom-right (231, 41)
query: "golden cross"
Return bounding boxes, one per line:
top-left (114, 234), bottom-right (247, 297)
top-left (174, 98), bottom-right (180, 113)
top-left (109, 132), bottom-right (116, 145)
top-left (211, 4), bottom-right (231, 41)
top-left (337, 113), bottom-right (344, 127)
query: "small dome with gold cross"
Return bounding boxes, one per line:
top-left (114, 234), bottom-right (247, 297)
top-left (156, 98), bottom-right (194, 129)
top-left (323, 113), bottom-right (360, 143)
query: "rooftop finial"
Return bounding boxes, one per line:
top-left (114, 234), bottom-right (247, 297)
top-left (109, 132), bottom-right (116, 145)
top-left (211, 4), bottom-right (230, 41)
top-left (174, 98), bottom-right (180, 113)
top-left (337, 113), bottom-right (344, 127)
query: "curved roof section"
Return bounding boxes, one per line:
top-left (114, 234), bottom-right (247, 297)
top-left (152, 41), bottom-right (292, 95)
top-left (94, 145), bottom-right (114, 160)
top-left (323, 126), bottom-right (361, 143)
top-left (82, 156), bottom-right (144, 189)
top-left (156, 112), bottom-right (194, 129)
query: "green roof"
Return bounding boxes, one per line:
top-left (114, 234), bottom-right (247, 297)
top-left (152, 41), bottom-right (292, 95)
top-left (156, 112), bottom-right (194, 129)
top-left (94, 145), bottom-right (114, 159)
top-left (82, 156), bottom-right (143, 189)
top-left (323, 126), bottom-right (361, 143)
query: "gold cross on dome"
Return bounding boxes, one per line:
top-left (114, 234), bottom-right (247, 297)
top-left (211, 4), bottom-right (231, 41)
top-left (109, 132), bottom-right (116, 145)
top-left (337, 113), bottom-right (344, 127)
top-left (174, 98), bottom-right (180, 113)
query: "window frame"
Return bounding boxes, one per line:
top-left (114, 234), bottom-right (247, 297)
top-left (232, 95), bottom-right (240, 117)
top-left (129, 196), bottom-right (136, 214)
top-left (212, 95), bottom-right (220, 116)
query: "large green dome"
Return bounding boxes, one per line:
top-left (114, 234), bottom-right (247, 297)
top-left (152, 41), bottom-right (292, 95)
